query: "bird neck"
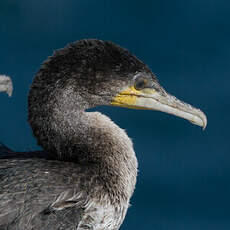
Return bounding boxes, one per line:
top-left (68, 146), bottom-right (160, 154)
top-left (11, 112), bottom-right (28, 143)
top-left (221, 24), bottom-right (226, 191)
top-left (29, 84), bottom-right (138, 203)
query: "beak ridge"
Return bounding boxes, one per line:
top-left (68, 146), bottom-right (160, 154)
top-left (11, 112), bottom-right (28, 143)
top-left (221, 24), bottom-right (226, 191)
top-left (137, 90), bottom-right (207, 129)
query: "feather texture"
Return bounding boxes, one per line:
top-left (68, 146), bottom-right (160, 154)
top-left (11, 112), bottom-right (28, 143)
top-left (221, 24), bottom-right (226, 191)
top-left (0, 152), bottom-right (129, 230)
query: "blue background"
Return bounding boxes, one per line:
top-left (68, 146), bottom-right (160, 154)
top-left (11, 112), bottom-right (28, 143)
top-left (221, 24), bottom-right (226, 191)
top-left (0, 0), bottom-right (229, 229)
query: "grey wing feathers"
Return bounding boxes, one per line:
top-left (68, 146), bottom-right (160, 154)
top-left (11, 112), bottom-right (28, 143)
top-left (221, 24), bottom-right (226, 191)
top-left (0, 157), bottom-right (90, 230)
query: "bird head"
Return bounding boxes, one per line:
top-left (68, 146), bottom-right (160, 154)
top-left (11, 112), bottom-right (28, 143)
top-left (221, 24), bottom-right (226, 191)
top-left (110, 70), bottom-right (207, 129)
top-left (34, 39), bottom-right (207, 129)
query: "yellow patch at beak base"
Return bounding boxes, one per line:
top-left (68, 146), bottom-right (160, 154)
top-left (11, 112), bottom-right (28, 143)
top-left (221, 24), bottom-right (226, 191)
top-left (110, 84), bottom-right (207, 129)
top-left (110, 86), bottom-right (141, 108)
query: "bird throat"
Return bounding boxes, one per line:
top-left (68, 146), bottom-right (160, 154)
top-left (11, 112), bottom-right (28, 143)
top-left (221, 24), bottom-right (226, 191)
top-left (29, 85), bottom-right (138, 203)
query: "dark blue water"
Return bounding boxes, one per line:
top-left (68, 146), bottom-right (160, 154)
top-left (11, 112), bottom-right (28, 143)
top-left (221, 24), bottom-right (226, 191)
top-left (0, 0), bottom-right (229, 229)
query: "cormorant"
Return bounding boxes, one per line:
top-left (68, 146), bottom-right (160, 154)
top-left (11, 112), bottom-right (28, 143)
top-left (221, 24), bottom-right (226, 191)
top-left (0, 75), bottom-right (13, 97)
top-left (0, 39), bottom-right (207, 230)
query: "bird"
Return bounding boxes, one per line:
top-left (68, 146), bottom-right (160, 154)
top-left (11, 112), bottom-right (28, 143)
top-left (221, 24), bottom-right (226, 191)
top-left (0, 75), bottom-right (13, 97)
top-left (0, 39), bottom-right (207, 230)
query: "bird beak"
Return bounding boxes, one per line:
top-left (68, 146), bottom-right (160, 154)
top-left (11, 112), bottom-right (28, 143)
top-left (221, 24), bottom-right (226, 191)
top-left (111, 85), bottom-right (207, 129)
top-left (0, 75), bottom-right (13, 97)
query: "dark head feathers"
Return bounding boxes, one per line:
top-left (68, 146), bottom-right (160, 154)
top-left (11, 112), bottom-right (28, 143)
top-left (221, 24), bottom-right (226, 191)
top-left (38, 39), bottom-right (151, 85)
top-left (29, 39), bottom-right (154, 111)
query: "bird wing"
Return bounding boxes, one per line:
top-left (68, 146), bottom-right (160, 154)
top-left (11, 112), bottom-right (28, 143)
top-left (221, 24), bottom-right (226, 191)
top-left (0, 154), bottom-right (96, 230)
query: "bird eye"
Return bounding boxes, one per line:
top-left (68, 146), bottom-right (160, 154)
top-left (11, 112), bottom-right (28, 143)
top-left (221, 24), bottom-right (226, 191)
top-left (134, 76), bottom-right (148, 90)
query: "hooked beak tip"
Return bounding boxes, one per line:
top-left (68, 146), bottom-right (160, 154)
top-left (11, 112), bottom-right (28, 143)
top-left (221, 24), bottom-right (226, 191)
top-left (202, 113), bottom-right (207, 130)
